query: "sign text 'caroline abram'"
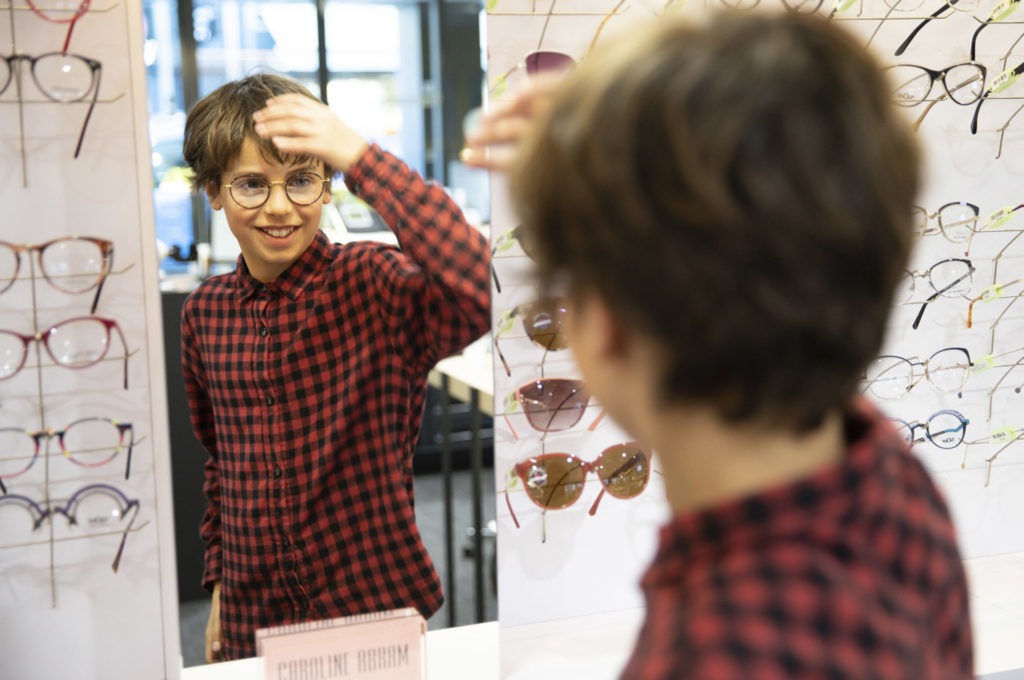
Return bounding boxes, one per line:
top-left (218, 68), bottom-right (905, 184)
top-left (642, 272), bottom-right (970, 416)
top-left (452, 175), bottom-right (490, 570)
top-left (255, 608), bottom-right (426, 680)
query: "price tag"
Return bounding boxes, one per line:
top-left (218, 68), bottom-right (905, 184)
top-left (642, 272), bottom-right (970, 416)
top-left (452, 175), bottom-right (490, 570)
top-left (991, 69), bottom-right (1020, 94)
top-left (983, 206), bottom-right (1016, 230)
top-left (971, 354), bottom-right (996, 374)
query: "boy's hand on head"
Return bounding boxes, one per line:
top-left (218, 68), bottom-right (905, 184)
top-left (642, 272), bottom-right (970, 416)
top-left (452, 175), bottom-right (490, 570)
top-left (252, 93), bottom-right (370, 174)
top-left (460, 74), bottom-right (563, 172)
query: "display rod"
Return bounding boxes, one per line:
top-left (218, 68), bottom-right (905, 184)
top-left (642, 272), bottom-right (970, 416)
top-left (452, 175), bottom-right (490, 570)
top-left (0, 2), bottom-right (181, 678)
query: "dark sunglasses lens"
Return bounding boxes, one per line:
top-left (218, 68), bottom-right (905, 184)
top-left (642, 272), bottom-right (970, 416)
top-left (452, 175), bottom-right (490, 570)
top-left (519, 379), bottom-right (589, 432)
top-left (525, 51), bottom-right (575, 75)
top-left (517, 455), bottom-right (586, 509)
top-left (595, 444), bottom-right (650, 499)
top-left (521, 298), bottom-right (569, 350)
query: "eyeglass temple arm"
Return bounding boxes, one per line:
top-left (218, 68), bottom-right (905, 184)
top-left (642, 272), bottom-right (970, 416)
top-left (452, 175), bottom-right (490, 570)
top-left (913, 268), bottom-right (973, 329)
top-left (89, 247), bottom-right (113, 315)
top-left (895, 0), bottom-right (959, 56)
top-left (504, 412), bottom-right (520, 441)
top-left (587, 409), bottom-right (606, 431)
top-left (972, 61), bottom-right (1024, 134)
top-left (971, 21), bottom-right (988, 62)
top-left (72, 62), bottom-right (100, 159)
top-left (504, 488), bottom-right (520, 529)
top-left (121, 424), bottom-right (134, 480)
top-left (111, 500), bottom-right (140, 573)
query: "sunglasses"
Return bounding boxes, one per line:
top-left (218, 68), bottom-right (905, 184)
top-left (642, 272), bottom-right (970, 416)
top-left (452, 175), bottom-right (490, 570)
top-left (504, 443), bottom-right (652, 541)
top-left (495, 296), bottom-right (569, 377)
top-left (503, 377), bottom-right (605, 440)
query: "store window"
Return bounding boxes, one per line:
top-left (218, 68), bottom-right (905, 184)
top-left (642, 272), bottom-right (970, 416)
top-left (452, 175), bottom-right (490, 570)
top-left (142, 0), bottom-right (435, 276)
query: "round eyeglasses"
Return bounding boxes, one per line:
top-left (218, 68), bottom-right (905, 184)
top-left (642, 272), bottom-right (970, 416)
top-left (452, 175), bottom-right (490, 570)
top-left (222, 172), bottom-right (329, 209)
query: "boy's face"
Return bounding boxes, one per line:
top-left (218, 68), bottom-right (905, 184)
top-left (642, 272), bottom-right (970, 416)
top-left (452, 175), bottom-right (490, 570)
top-left (207, 137), bottom-right (330, 283)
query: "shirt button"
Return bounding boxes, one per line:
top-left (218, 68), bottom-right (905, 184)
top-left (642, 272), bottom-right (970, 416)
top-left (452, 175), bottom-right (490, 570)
top-left (273, 466), bottom-right (282, 478)
top-left (260, 326), bottom-right (268, 337)
top-left (265, 396), bottom-right (274, 406)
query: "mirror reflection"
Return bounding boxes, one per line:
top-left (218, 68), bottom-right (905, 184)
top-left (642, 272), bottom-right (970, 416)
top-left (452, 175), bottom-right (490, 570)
top-left (143, 0), bottom-right (496, 666)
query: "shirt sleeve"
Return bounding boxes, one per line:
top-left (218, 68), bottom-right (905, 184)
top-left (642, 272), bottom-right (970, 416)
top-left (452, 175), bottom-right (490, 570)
top-left (342, 144), bottom-right (491, 375)
top-left (181, 294), bottom-right (223, 593)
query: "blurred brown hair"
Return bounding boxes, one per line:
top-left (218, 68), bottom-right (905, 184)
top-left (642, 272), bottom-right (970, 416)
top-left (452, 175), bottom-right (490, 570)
top-left (510, 10), bottom-right (920, 432)
top-left (183, 73), bottom-right (330, 194)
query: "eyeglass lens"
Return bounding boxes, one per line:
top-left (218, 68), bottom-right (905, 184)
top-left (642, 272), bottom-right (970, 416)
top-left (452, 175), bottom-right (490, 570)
top-left (518, 378), bottom-right (591, 432)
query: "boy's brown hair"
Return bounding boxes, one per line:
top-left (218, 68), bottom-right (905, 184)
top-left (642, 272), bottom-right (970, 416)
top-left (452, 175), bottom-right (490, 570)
top-left (183, 73), bottom-right (331, 194)
top-left (511, 11), bottom-right (920, 432)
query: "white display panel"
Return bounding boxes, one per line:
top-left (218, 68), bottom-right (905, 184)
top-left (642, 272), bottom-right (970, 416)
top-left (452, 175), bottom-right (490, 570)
top-left (0, 2), bottom-right (180, 678)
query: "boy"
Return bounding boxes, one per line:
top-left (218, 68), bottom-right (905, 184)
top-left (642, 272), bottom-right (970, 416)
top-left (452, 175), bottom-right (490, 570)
top-left (181, 74), bottom-right (490, 661)
top-left (464, 10), bottom-right (973, 678)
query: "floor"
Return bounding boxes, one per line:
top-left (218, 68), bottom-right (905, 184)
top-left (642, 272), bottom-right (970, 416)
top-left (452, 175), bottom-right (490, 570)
top-left (177, 468), bottom-right (498, 668)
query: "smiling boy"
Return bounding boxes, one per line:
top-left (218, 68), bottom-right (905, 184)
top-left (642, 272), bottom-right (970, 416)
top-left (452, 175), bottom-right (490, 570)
top-left (180, 74), bottom-right (490, 661)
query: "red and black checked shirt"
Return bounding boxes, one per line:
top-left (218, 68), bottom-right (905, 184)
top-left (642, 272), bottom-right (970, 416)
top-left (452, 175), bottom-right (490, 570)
top-left (620, 398), bottom-right (973, 679)
top-left (180, 144), bottom-right (490, 660)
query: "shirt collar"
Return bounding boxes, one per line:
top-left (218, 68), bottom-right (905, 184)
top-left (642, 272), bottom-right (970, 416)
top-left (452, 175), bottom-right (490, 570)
top-left (642, 397), bottom-right (902, 586)
top-left (235, 230), bottom-right (331, 302)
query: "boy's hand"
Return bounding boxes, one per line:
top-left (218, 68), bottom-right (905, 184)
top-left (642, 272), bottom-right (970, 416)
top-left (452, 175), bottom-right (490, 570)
top-left (460, 74), bottom-right (563, 172)
top-left (252, 94), bottom-right (370, 174)
top-left (205, 581), bottom-right (223, 663)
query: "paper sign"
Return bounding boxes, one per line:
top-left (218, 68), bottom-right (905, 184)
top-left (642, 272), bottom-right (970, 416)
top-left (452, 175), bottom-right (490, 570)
top-left (256, 608), bottom-right (426, 680)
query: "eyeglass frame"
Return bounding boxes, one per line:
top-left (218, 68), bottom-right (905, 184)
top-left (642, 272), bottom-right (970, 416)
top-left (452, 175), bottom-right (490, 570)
top-left (898, 257), bottom-right (975, 329)
top-left (890, 409), bottom-right (970, 449)
top-left (220, 171), bottom-right (331, 210)
top-left (503, 377), bottom-right (606, 440)
top-left (0, 417), bottom-right (134, 495)
top-left (0, 316), bottom-right (131, 390)
top-left (503, 442), bottom-right (652, 542)
top-left (0, 51), bottom-right (103, 160)
top-left (0, 237), bottom-right (114, 314)
top-left (893, 0), bottom-right (976, 57)
top-left (0, 482), bottom-right (139, 573)
top-left (862, 346), bottom-right (974, 399)
top-left (494, 297), bottom-right (570, 377)
top-left (26, 0), bottom-right (92, 53)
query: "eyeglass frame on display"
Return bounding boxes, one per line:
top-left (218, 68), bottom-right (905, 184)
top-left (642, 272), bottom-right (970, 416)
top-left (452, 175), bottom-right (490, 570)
top-left (0, 417), bottom-right (135, 495)
top-left (503, 442), bottom-right (653, 542)
top-left (861, 346), bottom-right (974, 400)
top-left (0, 482), bottom-right (141, 573)
top-left (890, 409), bottom-right (970, 449)
top-left (0, 316), bottom-right (132, 390)
top-left (503, 377), bottom-right (606, 440)
top-left (0, 51), bottom-right (102, 161)
top-left (494, 296), bottom-right (570, 377)
top-left (0, 237), bottom-right (116, 314)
